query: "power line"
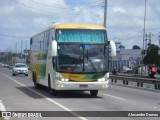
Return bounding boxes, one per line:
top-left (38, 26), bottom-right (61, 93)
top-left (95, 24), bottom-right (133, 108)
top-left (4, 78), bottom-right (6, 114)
top-left (0, 34), bottom-right (30, 38)
top-left (10, 0), bottom-right (75, 16)
top-left (64, 0), bottom-right (102, 5)
top-left (29, 0), bottom-right (101, 7)
top-left (120, 32), bottom-right (160, 48)
top-left (148, 32), bottom-right (159, 45)
top-left (111, 29), bottom-right (160, 42)
top-left (112, 35), bottom-right (143, 42)
top-left (145, 27), bottom-right (160, 30)
top-left (80, 5), bottom-right (103, 24)
top-left (28, 0), bottom-right (74, 10)
top-left (79, 0), bottom-right (104, 24)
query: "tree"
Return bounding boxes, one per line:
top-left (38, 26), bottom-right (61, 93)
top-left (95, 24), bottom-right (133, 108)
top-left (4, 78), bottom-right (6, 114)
top-left (143, 44), bottom-right (160, 66)
top-left (132, 45), bottom-right (141, 49)
top-left (119, 45), bottom-right (125, 50)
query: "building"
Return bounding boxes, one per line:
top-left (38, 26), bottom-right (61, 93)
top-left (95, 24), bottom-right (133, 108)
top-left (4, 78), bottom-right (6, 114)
top-left (109, 45), bottom-right (142, 71)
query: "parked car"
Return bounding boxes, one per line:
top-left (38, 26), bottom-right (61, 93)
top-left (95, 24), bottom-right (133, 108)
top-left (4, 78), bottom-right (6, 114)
top-left (12, 63), bottom-right (29, 76)
top-left (121, 66), bottom-right (133, 73)
top-left (9, 64), bottom-right (14, 69)
top-left (0, 63), bottom-right (4, 67)
top-left (3, 64), bottom-right (9, 68)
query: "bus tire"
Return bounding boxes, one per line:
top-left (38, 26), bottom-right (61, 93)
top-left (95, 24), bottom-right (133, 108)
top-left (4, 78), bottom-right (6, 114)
top-left (12, 73), bottom-right (16, 76)
top-left (33, 72), bottom-right (40, 89)
top-left (90, 90), bottom-right (98, 96)
top-left (48, 74), bottom-right (56, 95)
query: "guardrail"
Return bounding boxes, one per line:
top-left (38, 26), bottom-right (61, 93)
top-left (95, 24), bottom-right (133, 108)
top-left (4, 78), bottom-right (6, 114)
top-left (110, 75), bottom-right (160, 90)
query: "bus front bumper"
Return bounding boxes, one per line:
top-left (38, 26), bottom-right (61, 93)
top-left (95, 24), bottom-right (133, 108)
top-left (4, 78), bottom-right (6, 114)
top-left (53, 80), bottom-right (109, 90)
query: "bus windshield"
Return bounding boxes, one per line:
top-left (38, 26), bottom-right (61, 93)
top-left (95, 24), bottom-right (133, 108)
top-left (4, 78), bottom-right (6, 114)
top-left (57, 30), bottom-right (105, 43)
top-left (57, 44), bottom-right (108, 73)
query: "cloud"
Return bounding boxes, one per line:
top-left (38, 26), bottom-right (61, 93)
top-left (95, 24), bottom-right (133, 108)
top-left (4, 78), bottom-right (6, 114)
top-left (33, 17), bottom-right (51, 28)
top-left (107, 0), bottom-right (160, 49)
top-left (0, 0), bottom-right (160, 51)
top-left (113, 7), bottom-right (126, 13)
top-left (0, 5), bottom-right (16, 16)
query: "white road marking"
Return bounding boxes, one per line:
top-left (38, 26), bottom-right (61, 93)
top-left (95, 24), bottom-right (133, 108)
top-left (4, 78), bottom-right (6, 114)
top-left (0, 100), bottom-right (6, 111)
top-left (0, 100), bottom-right (10, 120)
top-left (154, 107), bottom-right (158, 109)
top-left (103, 93), bottom-right (159, 110)
top-left (102, 93), bottom-right (125, 101)
top-left (0, 73), bottom-right (88, 120)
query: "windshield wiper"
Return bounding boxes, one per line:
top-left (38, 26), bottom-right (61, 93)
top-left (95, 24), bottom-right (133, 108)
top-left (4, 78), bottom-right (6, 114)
top-left (89, 57), bottom-right (97, 72)
top-left (74, 55), bottom-right (83, 72)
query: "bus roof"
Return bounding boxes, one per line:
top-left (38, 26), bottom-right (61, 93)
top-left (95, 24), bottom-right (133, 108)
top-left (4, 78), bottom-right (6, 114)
top-left (52, 24), bottom-right (106, 30)
top-left (31, 24), bottom-right (106, 38)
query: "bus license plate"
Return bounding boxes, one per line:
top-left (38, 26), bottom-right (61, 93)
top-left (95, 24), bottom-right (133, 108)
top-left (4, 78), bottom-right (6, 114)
top-left (79, 85), bottom-right (88, 88)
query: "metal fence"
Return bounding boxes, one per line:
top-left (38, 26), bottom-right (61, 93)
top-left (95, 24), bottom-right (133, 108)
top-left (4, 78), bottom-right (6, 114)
top-left (110, 75), bottom-right (160, 90)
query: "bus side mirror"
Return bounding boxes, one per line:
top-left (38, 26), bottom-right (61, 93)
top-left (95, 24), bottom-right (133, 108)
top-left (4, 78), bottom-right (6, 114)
top-left (51, 40), bottom-right (57, 57)
top-left (109, 40), bottom-right (116, 56)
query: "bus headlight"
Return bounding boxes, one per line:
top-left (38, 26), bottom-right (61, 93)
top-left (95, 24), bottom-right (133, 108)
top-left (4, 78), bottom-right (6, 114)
top-left (57, 77), bottom-right (69, 82)
top-left (98, 78), bottom-right (106, 82)
top-left (61, 78), bottom-right (69, 82)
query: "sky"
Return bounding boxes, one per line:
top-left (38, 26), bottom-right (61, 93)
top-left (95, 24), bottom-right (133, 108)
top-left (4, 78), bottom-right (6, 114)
top-left (0, 0), bottom-right (160, 52)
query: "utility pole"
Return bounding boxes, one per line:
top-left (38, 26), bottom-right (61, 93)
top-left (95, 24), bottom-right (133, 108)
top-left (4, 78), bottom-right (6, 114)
top-left (21, 40), bottom-right (23, 60)
top-left (159, 32), bottom-right (160, 55)
top-left (141, 0), bottom-right (147, 76)
top-left (159, 32), bottom-right (160, 48)
top-left (145, 33), bottom-right (148, 50)
top-left (26, 40), bottom-right (27, 50)
top-left (143, 0), bottom-right (147, 50)
top-left (25, 40), bottom-right (27, 64)
top-left (10, 46), bottom-right (11, 63)
top-left (15, 42), bottom-right (17, 63)
top-left (103, 0), bottom-right (107, 28)
top-left (103, 0), bottom-right (109, 70)
top-left (148, 32), bottom-right (151, 46)
top-left (15, 42), bottom-right (17, 54)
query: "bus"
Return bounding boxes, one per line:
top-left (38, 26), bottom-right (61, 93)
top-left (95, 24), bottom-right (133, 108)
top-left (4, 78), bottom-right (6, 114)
top-left (30, 23), bottom-right (116, 96)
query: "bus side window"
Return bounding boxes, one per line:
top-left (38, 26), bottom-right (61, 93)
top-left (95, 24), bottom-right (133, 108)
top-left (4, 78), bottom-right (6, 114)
top-left (50, 28), bottom-right (55, 41)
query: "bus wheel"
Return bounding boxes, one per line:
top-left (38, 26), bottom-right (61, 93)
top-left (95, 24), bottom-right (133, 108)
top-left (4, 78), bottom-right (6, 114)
top-left (33, 72), bottom-right (40, 89)
top-left (90, 90), bottom-right (98, 96)
top-left (50, 89), bottom-right (58, 96)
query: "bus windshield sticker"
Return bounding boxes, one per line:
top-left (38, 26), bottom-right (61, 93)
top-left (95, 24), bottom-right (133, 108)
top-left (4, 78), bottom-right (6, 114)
top-left (85, 45), bottom-right (90, 50)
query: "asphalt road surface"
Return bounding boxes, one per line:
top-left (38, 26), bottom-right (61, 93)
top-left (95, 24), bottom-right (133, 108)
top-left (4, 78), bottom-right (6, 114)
top-left (0, 68), bottom-right (160, 120)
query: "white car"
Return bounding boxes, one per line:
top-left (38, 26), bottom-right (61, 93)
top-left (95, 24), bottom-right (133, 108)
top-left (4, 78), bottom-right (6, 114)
top-left (121, 66), bottom-right (133, 73)
top-left (12, 63), bottom-right (29, 76)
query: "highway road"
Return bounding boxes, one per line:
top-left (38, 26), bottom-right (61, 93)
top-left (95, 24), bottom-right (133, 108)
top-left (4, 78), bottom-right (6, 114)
top-left (0, 68), bottom-right (160, 120)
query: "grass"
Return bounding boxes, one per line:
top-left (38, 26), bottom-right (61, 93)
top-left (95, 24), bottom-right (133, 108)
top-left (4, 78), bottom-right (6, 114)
top-left (0, 118), bottom-right (4, 120)
top-left (0, 111), bottom-right (4, 120)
